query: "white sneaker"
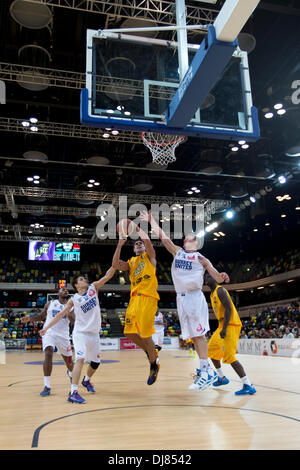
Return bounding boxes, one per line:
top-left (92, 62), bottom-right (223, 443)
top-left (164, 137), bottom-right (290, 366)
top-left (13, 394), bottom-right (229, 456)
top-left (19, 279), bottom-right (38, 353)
top-left (189, 370), bottom-right (213, 391)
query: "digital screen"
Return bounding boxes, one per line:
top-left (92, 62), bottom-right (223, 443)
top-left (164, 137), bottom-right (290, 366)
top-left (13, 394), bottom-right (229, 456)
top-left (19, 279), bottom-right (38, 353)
top-left (28, 241), bottom-right (80, 262)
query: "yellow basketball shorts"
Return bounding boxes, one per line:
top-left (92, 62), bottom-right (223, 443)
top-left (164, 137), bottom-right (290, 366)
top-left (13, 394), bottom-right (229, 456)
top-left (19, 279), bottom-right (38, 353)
top-left (124, 294), bottom-right (158, 338)
top-left (208, 325), bottom-right (241, 364)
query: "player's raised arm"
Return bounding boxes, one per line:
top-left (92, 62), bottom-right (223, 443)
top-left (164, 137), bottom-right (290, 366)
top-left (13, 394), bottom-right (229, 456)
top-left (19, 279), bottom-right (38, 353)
top-left (112, 238), bottom-right (130, 271)
top-left (21, 301), bottom-right (50, 324)
top-left (92, 266), bottom-right (116, 290)
top-left (199, 255), bottom-right (230, 284)
top-left (39, 298), bottom-right (74, 336)
top-left (140, 210), bottom-right (181, 257)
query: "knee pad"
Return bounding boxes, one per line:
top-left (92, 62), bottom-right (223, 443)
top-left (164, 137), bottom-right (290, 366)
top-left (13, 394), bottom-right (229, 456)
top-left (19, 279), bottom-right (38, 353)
top-left (90, 361), bottom-right (100, 370)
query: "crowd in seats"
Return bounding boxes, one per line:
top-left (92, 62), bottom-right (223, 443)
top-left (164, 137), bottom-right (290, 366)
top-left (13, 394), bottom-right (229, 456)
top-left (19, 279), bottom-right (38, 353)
top-left (239, 301), bottom-right (300, 339)
top-left (0, 308), bottom-right (43, 346)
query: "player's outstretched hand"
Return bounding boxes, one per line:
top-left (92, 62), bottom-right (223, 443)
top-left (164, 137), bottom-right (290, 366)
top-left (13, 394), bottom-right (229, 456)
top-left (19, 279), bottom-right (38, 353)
top-left (39, 328), bottom-right (47, 337)
top-left (220, 272), bottom-right (230, 283)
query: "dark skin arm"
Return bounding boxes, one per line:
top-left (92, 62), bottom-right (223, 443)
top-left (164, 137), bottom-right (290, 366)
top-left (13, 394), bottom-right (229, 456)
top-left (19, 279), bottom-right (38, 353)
top-left (21, 301), bottom-right (49, 323)
top-left (217, 288), bottom-right (232, 339)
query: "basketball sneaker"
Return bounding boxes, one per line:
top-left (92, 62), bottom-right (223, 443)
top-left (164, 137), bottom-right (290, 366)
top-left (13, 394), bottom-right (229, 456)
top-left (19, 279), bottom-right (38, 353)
top-left (188, 368), bottom-right (216, 391)
top-left (68, 391), bottom-right (86, 403)
top-left (147, 362), bottom-right (160, 385)
top-left (213, 376), bottom-right (230, 387)
top-left (40, 386), bottom-right (51, 397)
top-left (81, 379), bottom-right (96, 393)
top-left (235, 384), bottom-right (256, 395)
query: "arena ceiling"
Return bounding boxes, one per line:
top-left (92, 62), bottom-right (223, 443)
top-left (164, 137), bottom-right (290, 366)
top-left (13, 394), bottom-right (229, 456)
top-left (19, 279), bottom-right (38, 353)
top-left (0, 0), bottom-right (299, 251)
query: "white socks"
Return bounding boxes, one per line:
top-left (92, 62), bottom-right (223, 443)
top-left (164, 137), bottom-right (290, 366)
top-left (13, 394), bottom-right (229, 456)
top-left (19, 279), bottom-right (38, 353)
top-left (242, 376), bottom-right (251, 386)
top-left (84, 375), bottom-right (90, 382)
top-left (44, 376), bottom-right (50, 388)
top-left (199, 359), bottom-right (210, 371)
top-left (216, 368), bottom-right (225, 379)
top-left (71, 384), bottom-right (78, 393)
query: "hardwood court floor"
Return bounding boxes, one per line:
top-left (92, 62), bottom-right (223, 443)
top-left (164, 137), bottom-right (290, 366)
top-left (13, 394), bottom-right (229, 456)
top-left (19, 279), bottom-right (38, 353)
top-left (1, 349), bottom-right (300, 450)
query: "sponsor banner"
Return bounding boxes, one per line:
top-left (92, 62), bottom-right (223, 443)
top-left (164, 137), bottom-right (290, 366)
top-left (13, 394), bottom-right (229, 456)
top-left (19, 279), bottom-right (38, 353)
top-left (120, 338), bottom-right (141, 350)
top-left (237, 338), bottom-right (300, 358)
top-left (100, 338), bottom-right (119, 351)
top-left (163, 336), bottom-right (179, 349)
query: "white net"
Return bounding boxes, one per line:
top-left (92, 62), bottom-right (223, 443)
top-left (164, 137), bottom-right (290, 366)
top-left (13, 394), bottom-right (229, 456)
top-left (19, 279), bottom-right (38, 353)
top-left (142, 132), bottom-right (185, 165)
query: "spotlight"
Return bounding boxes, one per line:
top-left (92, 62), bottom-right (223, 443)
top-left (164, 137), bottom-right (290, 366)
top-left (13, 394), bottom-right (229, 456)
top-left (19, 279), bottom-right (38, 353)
top-left (277, 109), bottom-right (286, 115)
top-left (278, 175), bottom-right (286, 184)
top-left (33, 175), bottom-right (40, 179)
top-left (264, 112), bottom-right (273, 119)
top-left (225, 210), bottom-right (234, 219)
top-left (29, 117), bottom-right (38, 124)
top-left (238, 140), bottom-right (246, 145)
top-left (250, 196), bottom-right (256, 203)
top-left (33, 180), bottom-right (40, 184)
top-left (241, 144), bottom-right (249, 149)
top-left (27, 177), bottom-right (33, 182)
top-left (231, 146), bottom-right (239, 152)
top-left (103, 133), bottom-right (110, 138)
top-left (274, 103), bottom-right (283, 110)
top-left (30, 126), bottom-right (38, 132)
top-left (111, 130), bottom-right (119, 135)
top-left (21, 121), bottom-right (30, 127)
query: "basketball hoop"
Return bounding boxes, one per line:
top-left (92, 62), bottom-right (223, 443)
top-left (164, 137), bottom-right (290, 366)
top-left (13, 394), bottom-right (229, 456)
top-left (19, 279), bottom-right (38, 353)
top-left (141, 132), bottom-right (186, 166)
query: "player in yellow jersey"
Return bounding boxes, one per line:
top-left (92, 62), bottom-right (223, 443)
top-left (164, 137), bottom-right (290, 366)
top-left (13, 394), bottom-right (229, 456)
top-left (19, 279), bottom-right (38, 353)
top-left (205, 274), bottom-right (256, 395)
top-left (112, 224), bottom-right (160, 385)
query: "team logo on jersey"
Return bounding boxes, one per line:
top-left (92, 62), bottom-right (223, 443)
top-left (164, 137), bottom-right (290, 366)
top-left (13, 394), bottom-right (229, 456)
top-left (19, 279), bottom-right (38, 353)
top-left (196, 323), bottom-right (204, 333)
top-left (187, 255), bottom-right (195, 260)
top-left (89, 288), bottom-right (96, 297)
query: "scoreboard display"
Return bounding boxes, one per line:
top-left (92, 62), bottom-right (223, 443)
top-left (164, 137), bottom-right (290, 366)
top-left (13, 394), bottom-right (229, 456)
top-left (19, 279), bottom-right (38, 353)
top-left (28, 241), bottom-right (80, 262)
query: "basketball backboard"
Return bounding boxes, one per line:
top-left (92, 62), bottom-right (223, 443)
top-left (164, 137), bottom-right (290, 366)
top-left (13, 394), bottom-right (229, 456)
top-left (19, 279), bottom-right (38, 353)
top-left (80, 27), bottom-right (260, 141)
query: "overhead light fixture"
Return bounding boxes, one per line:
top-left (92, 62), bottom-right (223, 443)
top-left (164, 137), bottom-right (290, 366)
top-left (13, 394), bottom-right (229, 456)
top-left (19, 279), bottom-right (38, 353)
top-left (225, 210), bottom-right (234, 219)
top-left (281, 214), bottom-right (286, 218)
top-left (295, 206), bottom-right (300, 211)
top-left (278, 175), bottom-right (286, 184)
top-left (103, 133), bottom-right (110, 138)
top-left (264, 112), bottom-right (273, 119)
top-left (33, 180), bottom-right (40, 184)
top-left (191, 187), bottom-right (197, 191)
top-left (205, 222), bottom-right (218, 232)
top-left (238, 140), bottom-right (246, 145)
top-left (29, 117), bottom-right (38, 124)
top-left (27, 177), bottom-right (33, 182)
top-left (250, 196), bottom-right (256, 203)
top-left (241, 144), bottom-right (249, 149)
top-left (111, 130), bottom-right (119, 135)
top-left (94, 182), bottom-right (100, 186)
top-left (274, 103), bottom-right (283, 110)
top-left (213, 232), bottom-right (220, 237)
top-left (277, 109), bottom-right (286, 115)
top-left (89, 179), bottom-right (95, 183)
top-left (124, 111), bottom-right (131, 116)
top-left (33, 175), bottom-right (40, 180)
top-left (30, 126), bottom-right (38, 132)
top-left (265, 222), bottom-right (270, 226)
top-left (21, 121), bottom-right (30, 127)
top-left (87, 183), bottom-right (93, 188)
top-left (231, 146), bottom-right (239, 152)
top-left (253, 228), bottom-right (258, 232)
top-left (257, 286), bottom-right (264, 290)
top-left (219, 232), bottom-right (225, 237)
top-left (187, 191), bottom-right (193, 195)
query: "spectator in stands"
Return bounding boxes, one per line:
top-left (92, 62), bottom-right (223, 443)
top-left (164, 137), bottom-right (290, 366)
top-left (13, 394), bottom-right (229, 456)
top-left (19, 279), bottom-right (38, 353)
top-left (283, 327), bottom-right (294, 339)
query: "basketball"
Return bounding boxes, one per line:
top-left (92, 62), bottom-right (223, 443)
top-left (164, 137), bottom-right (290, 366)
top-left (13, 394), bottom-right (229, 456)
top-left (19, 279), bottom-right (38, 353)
top-left (116, 219), bottom-right (135, 238)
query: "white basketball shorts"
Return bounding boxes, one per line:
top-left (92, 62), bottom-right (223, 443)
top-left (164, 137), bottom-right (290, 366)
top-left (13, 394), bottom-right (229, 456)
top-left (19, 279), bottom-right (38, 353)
top-left (72, 331), bottom-right (101, 363)
top-left (42, 332), bottom-right (72, 356)
top-left (176, 290), bottom-right (210, 340)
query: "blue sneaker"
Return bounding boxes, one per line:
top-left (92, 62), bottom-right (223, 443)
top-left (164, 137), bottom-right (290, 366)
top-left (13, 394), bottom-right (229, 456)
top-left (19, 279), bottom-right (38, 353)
top-left (147, 363), bottom-right (160, 385)
top-left (213, 376), bottom-right (230, 387)
top-left (68, 391), bottom-right (86, 403)
top-left (40, 386), bottom-right (51, 397)
top-left (81, 379), bottom-right (96, 393)
top-left (235, 384), bottom-right (256, 395)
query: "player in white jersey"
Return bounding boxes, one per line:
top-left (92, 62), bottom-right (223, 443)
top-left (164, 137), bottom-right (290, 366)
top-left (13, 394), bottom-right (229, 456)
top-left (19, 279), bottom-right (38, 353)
top-left (22, 287), bottom-right (74, 397)
top-left (152, 310), bottom-right (166, 351)
top-left (140, 210), bottom-right (230, 391)
top-left (40, 267), bottom-right (115, 403)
